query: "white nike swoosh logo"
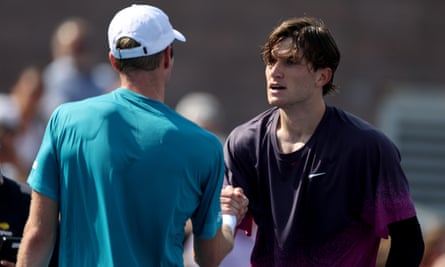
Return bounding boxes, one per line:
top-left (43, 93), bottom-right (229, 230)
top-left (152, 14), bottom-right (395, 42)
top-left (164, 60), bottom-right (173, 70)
top-left (308, 172), bottom-right (326, 179)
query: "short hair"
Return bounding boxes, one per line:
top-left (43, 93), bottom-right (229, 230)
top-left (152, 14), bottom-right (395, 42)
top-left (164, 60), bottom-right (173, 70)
top-left (261, 17), bottom-right (341, 95)
top-left (113, 37), bottom-right (164, 74)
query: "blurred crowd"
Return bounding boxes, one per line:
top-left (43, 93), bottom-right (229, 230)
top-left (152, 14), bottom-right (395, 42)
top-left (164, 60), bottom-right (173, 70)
top-left (1, 18), bottom-right (116, 265)
top-left (1, 15), bottom-right (445, 267)
top-left (0, 17), bottom-right (117, 186)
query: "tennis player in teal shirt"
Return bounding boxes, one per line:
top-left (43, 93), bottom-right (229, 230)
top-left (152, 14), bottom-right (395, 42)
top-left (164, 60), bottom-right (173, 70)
top-left (17, 4), bottom-right (248, 267)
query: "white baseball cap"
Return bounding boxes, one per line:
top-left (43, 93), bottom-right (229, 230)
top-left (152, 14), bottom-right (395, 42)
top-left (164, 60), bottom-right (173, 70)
top-left (108, 4), bottom-right (186, 59)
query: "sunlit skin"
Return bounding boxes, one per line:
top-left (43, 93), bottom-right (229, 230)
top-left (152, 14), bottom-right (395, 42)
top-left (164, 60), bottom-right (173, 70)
top-left (265, 37), bottom-right (324, 110)
top-left (265, 37), bottom-right (332, 153)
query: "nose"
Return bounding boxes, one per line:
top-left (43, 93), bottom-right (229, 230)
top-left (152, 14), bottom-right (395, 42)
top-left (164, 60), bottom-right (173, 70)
top-left (268, 62), bottom-right (283, 79)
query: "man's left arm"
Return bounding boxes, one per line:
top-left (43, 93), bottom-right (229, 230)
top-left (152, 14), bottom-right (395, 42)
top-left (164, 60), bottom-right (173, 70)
top-left (386, 216), bottom-right (425, 267)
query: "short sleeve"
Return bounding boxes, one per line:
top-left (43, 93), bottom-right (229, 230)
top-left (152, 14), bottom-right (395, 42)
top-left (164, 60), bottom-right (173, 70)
top-left (360, 133), bottom-right (417, 238)
top-left (27, 110), bottom-right (61, 202)
top-left (191, 142), bottom-right (225, 239)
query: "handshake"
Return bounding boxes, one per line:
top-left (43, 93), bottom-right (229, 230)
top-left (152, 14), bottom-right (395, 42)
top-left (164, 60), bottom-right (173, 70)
top-left (220, 185), bottom-right (249, 234)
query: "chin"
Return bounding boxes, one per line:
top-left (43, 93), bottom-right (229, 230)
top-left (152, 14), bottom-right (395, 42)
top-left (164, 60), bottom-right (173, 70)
top-left (268, 99), bottom-right (284, 107)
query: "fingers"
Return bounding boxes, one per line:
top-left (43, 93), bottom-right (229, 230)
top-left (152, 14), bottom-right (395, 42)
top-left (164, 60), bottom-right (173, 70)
top-left (234, 187), bottom-right (244, 195)
top-left (221, 186), bottom-right (246, 212)
top-left (220, 185), bottom-right (249, 225)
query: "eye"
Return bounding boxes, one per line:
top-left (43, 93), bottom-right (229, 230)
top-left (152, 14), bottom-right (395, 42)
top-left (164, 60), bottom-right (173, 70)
top-left (265, 56), bottom-right (277, 65)
top-left (286, 57), bottom-right (301, 65)
top-left (286, 58), bottom-right (297, 65)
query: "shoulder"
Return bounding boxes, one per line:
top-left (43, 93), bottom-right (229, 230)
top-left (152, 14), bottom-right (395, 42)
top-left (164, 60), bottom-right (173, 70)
top-left (327, 106), bottom-right (398, 151)
top-left (330, 107), bottom-right (387, 136)
top-left (224, 108), bottom-right (277, 163)
top-left (50, 93), bottom-right (113, 123)
top-left (227, 107), bottom-right (278, 145)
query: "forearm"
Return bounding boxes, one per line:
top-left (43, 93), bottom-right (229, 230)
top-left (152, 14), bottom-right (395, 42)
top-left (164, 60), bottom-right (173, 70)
top-left (192, 185), bottom-right (247, 266)
top-left (16, 191), bottom-right (58, 267)
top-left (220, 224), bottom-right (235, 254)
top-left (194, 225), bottom-right (234, 267)
top-left (16, 225), bottom-right (56, 267)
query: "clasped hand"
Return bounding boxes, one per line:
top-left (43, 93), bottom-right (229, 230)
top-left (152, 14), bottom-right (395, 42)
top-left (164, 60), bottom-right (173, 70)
top-left (220, 185), bottom-right (249, 226)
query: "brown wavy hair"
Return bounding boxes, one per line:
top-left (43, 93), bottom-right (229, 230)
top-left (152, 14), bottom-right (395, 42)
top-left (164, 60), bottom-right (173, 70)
top-left (261, 17), bottom-right (341, 95)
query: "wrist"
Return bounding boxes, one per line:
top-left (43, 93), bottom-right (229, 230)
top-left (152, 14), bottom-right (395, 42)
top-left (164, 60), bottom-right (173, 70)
top-left (222, 214), bottom-right (237, 235)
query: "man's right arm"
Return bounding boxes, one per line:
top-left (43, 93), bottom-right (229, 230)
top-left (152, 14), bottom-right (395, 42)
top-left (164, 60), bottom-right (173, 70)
top-left (16, 191), bottom-right (58, 267)
top-left (194, 225), bottom-right (234, 267)
top-left (193, 185), bottom-right (249, 267)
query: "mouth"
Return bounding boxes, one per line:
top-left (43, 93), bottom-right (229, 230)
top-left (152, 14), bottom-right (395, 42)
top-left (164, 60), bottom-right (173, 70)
top-left (269, 84), bottom-right (286, 90)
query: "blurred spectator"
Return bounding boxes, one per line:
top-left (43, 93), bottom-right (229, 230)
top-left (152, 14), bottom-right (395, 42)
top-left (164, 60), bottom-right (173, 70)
top-left (0, 66), bottom-right (45, 183)
top-left (0, 98), bottom-right (23, 182)
top-left (176, 91), bottom-right (227, 143)
top-left (421, 223), bottom-right (445, 267)
top-left (40, 17), bottom-right (115, 120)
top-left (430, 254), bottom-right (445, 267)
top-left (176, 91), bottom-right (255, 267)
top-left (0, 171), bottom-right (58, 266)
top-left (10, 67), bottom-right (45, 175)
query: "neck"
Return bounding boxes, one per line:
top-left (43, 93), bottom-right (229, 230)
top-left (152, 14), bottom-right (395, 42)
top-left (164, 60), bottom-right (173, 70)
top-left (119, 70), bottom-right (166, 102)
top-left (276, 101), bottom-right (326, 153)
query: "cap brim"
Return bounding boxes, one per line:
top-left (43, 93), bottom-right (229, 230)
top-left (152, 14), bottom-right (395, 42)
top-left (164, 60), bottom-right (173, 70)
top-left (174, 29), bottom-right (186, 42)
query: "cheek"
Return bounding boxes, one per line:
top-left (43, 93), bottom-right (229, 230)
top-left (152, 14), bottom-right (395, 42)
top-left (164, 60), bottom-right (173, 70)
top-left (265, 67), bottom-right (275, 83)
top-left (264, 70), bottom-right (269, 88)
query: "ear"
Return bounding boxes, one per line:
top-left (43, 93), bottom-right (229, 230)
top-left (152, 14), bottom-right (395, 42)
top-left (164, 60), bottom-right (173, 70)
top-left (108, 52), bottom-right (119, 71)
top-left (163, 46), bottom-right (172, 69)
top-left (316, 67), bottom-right (332, 88)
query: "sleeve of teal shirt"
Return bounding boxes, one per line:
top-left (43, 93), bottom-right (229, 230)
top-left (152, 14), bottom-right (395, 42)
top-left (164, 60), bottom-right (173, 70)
top-left (27, 109), bottom-right (60, 202)
top-left (191, 140), bottom-right (224, 239)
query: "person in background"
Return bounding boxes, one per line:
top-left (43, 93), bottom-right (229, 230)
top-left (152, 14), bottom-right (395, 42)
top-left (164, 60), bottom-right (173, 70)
top-left (430, 254), bottom-right (445, 267)
top-left (176, 91), bottom-right (227, 142)
top-left (224, 17), bottom-right (424, 266)
top-left (0, 170), bottom-right (58, 267)
top-left (176, 92), bottom-right (256, 267)
top-left (16, 4), bottom-right (247, 266)
top-left (0, 171), bottom-right (30, 266)
top-left (9, 67), bottom-right (45, 177)
top-left (40, 17), bottom-right (109, 121)
top-left (421, 223), bottom-right (445, 267)
top-left (0, 100), bottom-right (22, 182)
top-left (0, 66), bottom-right (45, 184)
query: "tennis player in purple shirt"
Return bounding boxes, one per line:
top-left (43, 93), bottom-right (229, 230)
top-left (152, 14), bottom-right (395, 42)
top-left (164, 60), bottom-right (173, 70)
top-left (224, 17), bottom-right (424, 266)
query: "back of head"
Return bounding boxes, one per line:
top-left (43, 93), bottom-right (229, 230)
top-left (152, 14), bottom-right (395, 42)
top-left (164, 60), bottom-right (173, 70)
top-left (107, 4), bottom-right (186, 73)
top-left (261, 17), bottom-right (341, 95)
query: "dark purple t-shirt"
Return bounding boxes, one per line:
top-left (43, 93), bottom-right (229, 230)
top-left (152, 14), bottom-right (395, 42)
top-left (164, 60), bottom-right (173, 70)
top-left (224, 106), bottom-right (417, 267)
